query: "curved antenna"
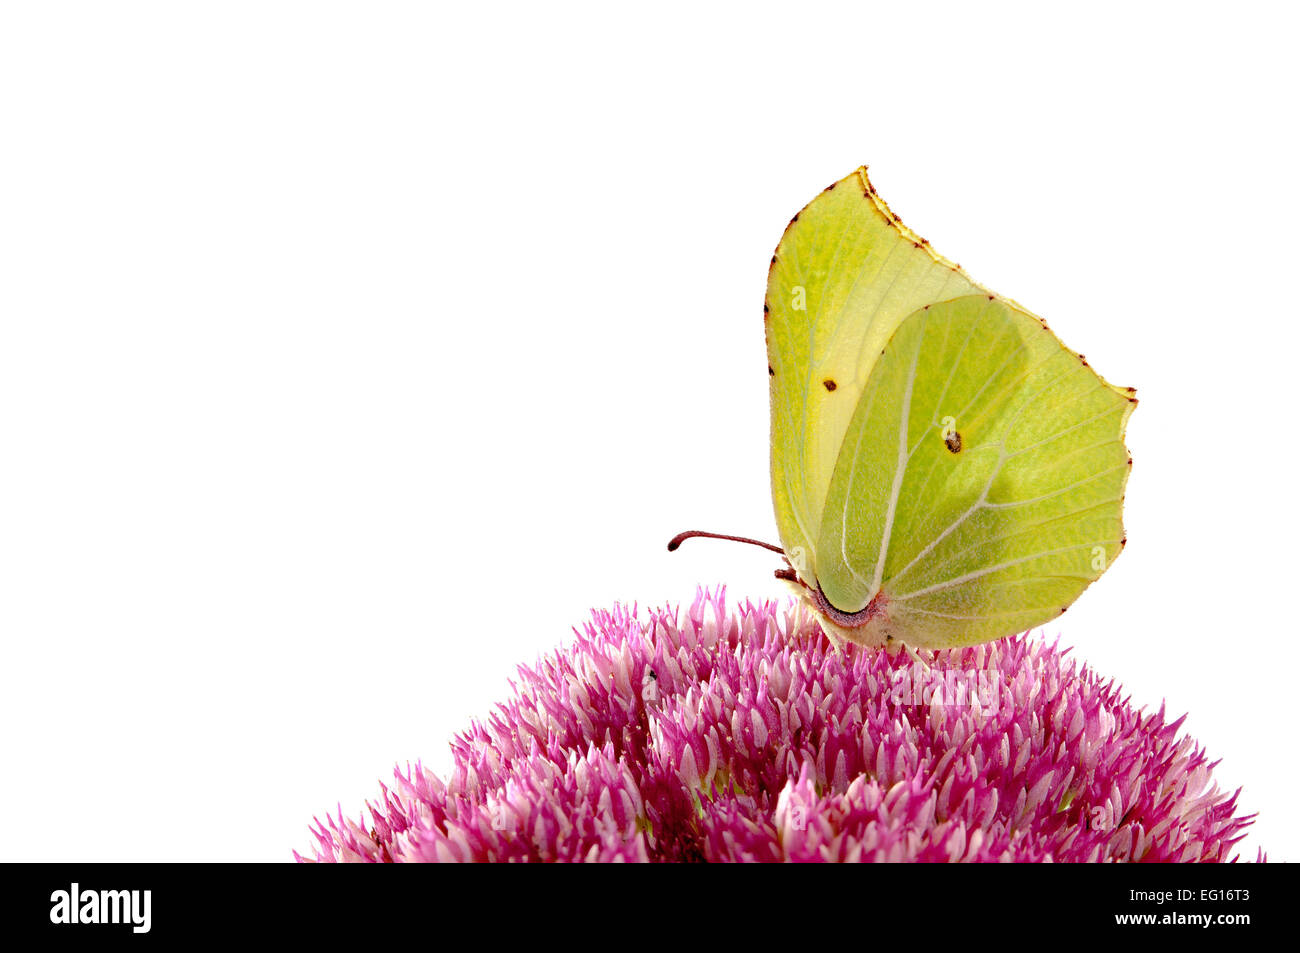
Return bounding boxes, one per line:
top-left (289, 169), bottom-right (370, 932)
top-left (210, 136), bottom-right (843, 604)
top-left (667, 530), bottom-right (785, 555)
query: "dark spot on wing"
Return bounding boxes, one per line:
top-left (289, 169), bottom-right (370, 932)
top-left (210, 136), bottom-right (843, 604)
top-left (768, 365), bottom-right (774, 376)
top-left (823, 379), bottom-right (837, 391)
top-left (944, 431), bottom-right (963, 454)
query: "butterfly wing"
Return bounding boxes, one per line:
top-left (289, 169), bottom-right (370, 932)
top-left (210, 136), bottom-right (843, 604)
top-left (765, 167), bottom-right (983, 587)
top-left (815, 294), bottom-right (1135, 649)
top-left (767, 168), bottom-right (1135, 649)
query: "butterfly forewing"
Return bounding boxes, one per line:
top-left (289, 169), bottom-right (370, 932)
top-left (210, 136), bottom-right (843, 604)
top-left (765, 168), bottom-right (982, 586)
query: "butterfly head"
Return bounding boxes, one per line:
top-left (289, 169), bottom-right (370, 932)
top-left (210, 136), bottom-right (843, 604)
top-left (669, 530), bottom-right (894, 648)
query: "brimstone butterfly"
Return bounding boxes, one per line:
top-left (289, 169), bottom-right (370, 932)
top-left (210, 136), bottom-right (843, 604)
top-left (671, 167), bottom-right (1135, 651)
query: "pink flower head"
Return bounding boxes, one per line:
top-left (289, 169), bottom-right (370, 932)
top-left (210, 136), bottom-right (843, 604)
top-left (298, 589), bottom-right (1256, 862)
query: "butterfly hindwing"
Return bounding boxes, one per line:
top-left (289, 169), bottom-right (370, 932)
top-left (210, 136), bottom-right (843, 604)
top-left (815, 295), bottom-right (1135, 649)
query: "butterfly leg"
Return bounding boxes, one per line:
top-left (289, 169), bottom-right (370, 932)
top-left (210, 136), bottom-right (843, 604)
top-left (899, 641), bottom-right (930, 670)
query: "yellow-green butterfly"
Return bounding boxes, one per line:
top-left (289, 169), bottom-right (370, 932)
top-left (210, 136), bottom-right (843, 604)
top-left (671, 167), bottom-right (1135, 651)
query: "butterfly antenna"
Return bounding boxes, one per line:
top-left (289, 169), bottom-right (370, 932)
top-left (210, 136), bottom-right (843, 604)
top-left (667, 530), bottom-right (785, 555)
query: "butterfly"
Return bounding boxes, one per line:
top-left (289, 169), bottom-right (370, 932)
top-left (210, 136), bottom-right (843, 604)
top-left (671, 167), bottom-right (1135, 651)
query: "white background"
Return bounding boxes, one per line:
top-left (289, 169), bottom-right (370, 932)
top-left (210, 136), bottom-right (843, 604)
top-left (2, 2), bottom-right (1295, 862)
